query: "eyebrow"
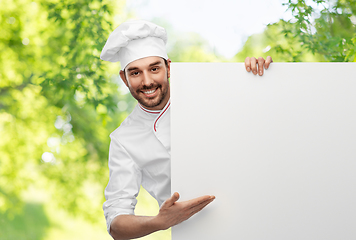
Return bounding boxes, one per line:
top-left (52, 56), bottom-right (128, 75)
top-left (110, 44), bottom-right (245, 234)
top-left (148, 61), bottom-right (162, 67)
top-left (126, 66), bottom-right (139, 72)
top-left (126, 61), bottom-right (163, 72)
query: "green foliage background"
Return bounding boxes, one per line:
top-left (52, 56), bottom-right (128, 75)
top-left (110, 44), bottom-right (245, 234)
top-left (0, 0), bottom-right (355, 239)
top-left (234, 0), bottom-right (356, 62)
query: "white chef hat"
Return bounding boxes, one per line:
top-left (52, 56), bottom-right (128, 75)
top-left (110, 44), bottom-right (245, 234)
top-left (100, 20), bottom-right (168, 70)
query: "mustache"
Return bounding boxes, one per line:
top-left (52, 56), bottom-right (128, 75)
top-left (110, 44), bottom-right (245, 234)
top-left (139, 83), bottom-right (161, 91)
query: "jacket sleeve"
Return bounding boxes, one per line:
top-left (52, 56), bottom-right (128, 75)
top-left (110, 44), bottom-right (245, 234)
top-left (103, 134), bottom-right (142, 234)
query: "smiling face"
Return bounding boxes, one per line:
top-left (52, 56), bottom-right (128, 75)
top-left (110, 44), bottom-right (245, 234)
top-left (119, 56), bottom-right (171, 111)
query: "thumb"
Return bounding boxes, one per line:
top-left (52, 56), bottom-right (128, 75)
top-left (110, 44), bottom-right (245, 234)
top-left (164, 192), bottom-right (180, 207)
top-left (172, 192), bottom-right (180, 202)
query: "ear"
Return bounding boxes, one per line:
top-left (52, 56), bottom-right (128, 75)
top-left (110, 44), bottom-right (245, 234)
top-left (119, 70), bottom-right (129, 88)
top-left (167, 59), bottom-right (172, 79)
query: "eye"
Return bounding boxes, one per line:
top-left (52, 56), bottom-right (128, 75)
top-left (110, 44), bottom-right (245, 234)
top-left (131, 71), bottom-right (139, 76)
top-left (151, 67), bottom-right (159, 72)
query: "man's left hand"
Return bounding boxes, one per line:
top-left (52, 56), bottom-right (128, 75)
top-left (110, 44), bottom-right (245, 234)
top-left (245, 56), bottom-right (273, 76)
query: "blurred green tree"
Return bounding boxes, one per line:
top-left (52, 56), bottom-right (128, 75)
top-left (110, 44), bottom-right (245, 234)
top-left (0, 0), bottom-right (130, 221)
top-left (234, 0), bottom-right (356, 62)
top-left (234, 20), bottom-right (325, 62)
top-left (280, 0), bottom-right (356, 62)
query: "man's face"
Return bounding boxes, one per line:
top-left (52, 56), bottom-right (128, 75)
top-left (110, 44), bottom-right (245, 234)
top-left (120, 56), bottom-right (171, 111)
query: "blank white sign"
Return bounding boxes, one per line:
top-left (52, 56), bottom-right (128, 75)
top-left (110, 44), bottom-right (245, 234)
top-left (170, 63), bottom-right (356, 240)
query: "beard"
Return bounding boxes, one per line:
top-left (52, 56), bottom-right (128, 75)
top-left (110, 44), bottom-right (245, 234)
top-left (129, 80), bottom-right (169, 109)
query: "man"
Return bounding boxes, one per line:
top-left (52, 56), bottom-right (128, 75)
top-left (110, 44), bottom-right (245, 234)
top-left (100, 20), bottom-right (272, 240)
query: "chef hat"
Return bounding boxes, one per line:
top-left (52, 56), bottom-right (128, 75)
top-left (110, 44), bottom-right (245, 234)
top-left (100, 20), bottom-right (168, 70)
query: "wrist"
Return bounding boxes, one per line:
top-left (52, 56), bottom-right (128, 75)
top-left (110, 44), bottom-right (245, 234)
top-left (151, 214), bottom-right (168, 231)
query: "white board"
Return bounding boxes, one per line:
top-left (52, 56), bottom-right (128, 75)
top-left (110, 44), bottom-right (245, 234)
top-left (170, 63), bottom-right (356, 240)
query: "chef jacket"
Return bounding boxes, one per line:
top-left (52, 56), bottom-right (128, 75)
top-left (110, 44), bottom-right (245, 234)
top-left (103, 100), bottom-right (171, 233)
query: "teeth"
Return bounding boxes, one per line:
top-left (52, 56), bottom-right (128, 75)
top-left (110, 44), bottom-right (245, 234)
top-left (144, 89), bottom-right (156, 94)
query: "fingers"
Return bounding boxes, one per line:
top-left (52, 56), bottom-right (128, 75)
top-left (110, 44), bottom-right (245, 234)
top-left (245, 56), bottom-right (273, 76)
top-left (265, 56), bottom-right (273, 69)
top-left (258, 57), bottom-right (265, 76)
top-left (189, 195), bottom-right (214, 204)
top-left (188, 195), bottom-right (215, 211)
top-left (250, 57), bottom-right (257, 75)
top-left (176, 195), bottom-right (215, 212)
top-left (185, 195), bottom-right (215, 214)
top-left (182, 196), bottom-right (215, 222)
top-left (244, 57), bottom-right (251, 72)
top-left (157, 194), bottom-right (215, 229)
top-left (189, 197), bottom-right (215, 216)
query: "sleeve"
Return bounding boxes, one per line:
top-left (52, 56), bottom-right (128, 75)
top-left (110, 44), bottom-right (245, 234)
top-left (103, 134), bottom-right (142, 234)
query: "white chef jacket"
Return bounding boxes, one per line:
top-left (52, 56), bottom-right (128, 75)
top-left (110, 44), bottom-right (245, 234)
top-left (103, 100), bottom-right (171, 233)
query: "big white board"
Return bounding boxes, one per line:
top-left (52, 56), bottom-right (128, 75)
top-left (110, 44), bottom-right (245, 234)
top-left (170, 63), bottom-right (356, 240)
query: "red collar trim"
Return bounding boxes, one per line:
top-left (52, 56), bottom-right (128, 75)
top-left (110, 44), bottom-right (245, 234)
top-left (154, 102), bottom-right (170, 132)
top-left (138, 104), bottom-right (160, 114)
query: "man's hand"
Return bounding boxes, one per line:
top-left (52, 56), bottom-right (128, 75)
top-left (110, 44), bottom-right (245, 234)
top-left (110, 192), bottom-right (215, 240)
top-left (245, 56), bottom-right (273, 76)
top-left (155, 192), bottom-right (215, 230)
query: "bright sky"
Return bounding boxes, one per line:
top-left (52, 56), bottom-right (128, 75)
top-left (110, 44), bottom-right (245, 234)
top-left (124, 0), bottom-right (293, 58)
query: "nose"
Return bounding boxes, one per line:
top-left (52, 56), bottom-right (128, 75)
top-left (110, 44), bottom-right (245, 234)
top-left (142, 70), bottom-right (154, 87)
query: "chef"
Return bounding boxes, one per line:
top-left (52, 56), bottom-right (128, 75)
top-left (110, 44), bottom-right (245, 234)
top-left (100, 19), bottom-right (272, 240)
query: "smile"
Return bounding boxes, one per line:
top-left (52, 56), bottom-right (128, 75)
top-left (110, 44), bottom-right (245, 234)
top-left (143, 89), bottom-right (156, 94)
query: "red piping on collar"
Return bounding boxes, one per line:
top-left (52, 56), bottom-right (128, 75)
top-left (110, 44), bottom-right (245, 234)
top-left (154, 102), bottom-right (170, 132)
top-left (138, 104), bottom-right (160, 114)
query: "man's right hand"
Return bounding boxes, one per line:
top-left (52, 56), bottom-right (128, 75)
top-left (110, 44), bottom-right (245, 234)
top-left (110, 193), bottom-right (215, 240)
top-left (154, 192), bottom-right (215, 230)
